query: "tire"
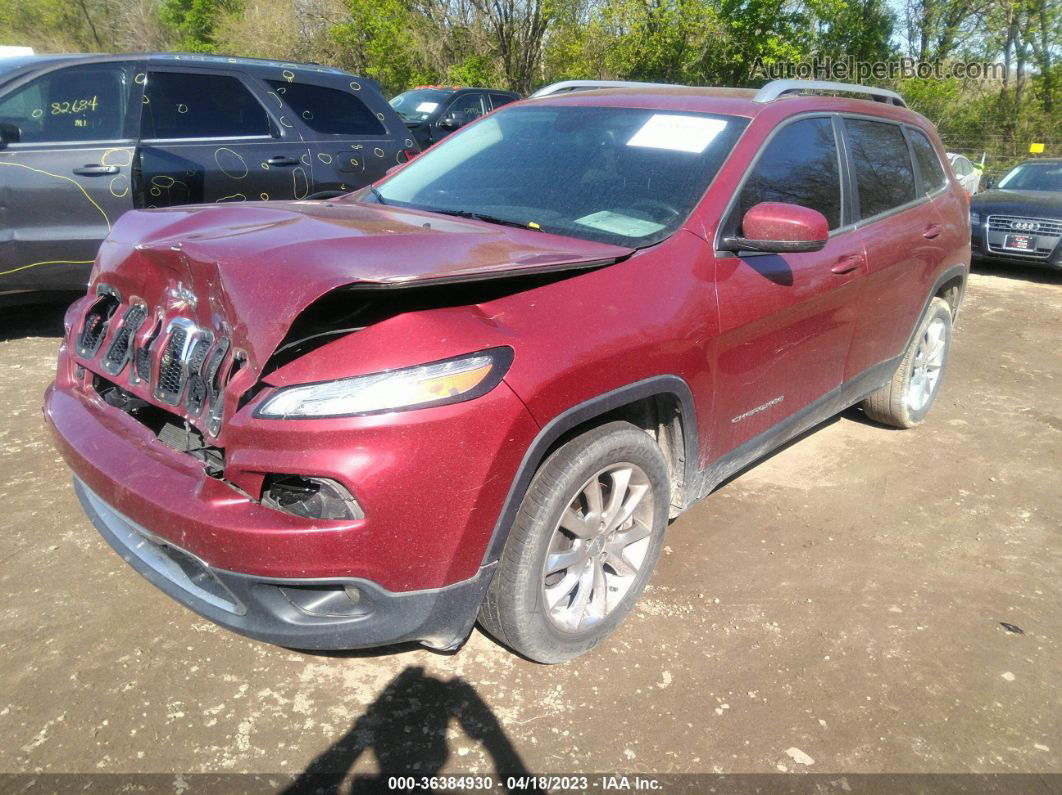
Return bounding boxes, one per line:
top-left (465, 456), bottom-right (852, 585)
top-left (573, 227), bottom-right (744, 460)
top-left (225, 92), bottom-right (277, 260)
top-left (479, 421), bottom-right (670, 663)
top-left (861, 297), bottom-right (953, 428)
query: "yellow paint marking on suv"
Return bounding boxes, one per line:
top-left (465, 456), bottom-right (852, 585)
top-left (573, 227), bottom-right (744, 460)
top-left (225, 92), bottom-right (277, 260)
top-left (0, 259), bottom-right (94, 278)
top-left (0, 161), bottom-right (112, 231)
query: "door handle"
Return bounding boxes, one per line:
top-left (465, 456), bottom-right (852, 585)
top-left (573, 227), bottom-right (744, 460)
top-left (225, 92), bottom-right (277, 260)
top-left (73, 164), bottom-right (119, 176)
top-left (266, 156), bottom-right (299, 167)
top-left (830, 253), bottom-right (863, 275)
top-left (923, 224), bottom-right (942, 239)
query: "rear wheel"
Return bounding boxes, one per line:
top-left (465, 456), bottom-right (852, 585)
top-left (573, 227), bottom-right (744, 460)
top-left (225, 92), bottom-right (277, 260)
top-left (479, 422), bottom-right (670, 663)
top-left (861, 297), bottom-right (953, 428)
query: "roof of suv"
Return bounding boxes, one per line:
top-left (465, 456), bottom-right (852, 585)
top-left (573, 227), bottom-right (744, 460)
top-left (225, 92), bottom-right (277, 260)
top-left (0, 52), bottom-right (380, 91)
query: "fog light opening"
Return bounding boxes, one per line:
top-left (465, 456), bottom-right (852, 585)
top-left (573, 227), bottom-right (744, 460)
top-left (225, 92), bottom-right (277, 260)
top-left (261, 475), bottom-right (364, 521)
top-left (277, 583), bottom-right (372, 618)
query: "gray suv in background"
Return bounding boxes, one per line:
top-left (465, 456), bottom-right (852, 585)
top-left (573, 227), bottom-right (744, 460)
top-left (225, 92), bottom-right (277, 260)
top-left (0, 53), bottom-right (416, 303)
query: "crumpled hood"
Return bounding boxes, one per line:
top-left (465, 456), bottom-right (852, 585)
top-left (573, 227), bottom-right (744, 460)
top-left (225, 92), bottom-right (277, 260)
top-left (93, 199), bottom-right (631, 369)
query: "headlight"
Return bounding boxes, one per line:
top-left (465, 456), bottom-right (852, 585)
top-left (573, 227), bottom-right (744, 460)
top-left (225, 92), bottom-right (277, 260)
top-left (255, 348), bottom-right (512, 418)
top-left (970, 212), bottom-right (980, 225)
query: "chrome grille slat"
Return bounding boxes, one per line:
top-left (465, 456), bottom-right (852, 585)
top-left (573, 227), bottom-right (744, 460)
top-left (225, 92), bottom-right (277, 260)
top-left (77, 287), bottom-right (121, 357)
top-left (156, 326), bottom-right (188, 400)
top-left (101, 305), bottom-right (146, 376)
top-left (153, 319), bottom-right (215, 407)
top-left (131, 313), bottom-right (162, 385)
top-left (184, 338), bottom-right (213, 415)
top-left (203, 340), bottom-right (231, 436)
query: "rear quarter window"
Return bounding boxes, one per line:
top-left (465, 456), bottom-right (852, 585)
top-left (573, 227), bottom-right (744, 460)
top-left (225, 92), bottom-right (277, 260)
top-left (267, 80), bottom-right (385, 136)
top-left (908, 128), bottom-right (948, 192)
top-left (489, 93), bottom-right (517, 110)
top-left (845, 118), bottom-right (917, 219)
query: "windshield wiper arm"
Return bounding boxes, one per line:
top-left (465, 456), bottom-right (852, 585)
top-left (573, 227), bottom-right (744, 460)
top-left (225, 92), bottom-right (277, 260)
top-left (433, 208), bottom-right (543, 231)
top-left (366, 185), bottom-right (386, 205)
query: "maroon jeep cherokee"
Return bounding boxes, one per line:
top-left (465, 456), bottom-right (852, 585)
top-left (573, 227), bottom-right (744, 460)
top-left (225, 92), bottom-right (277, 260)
top-left (45, 80), bottom-right (970, 662)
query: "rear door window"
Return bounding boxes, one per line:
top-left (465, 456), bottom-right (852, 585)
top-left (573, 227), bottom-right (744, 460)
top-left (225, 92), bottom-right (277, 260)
top-left (141, 71), bottom-right (270, 139)
top-left (737, 116), bottom-right (843, 230)
top-left (0, 63), bottom-right (132, 143)
top-left (266, 80), bottom-right (385, 136)
top-left (845, 118), bottom-right (916, 219)
top-left (907, 128), bottom-right (947, 192)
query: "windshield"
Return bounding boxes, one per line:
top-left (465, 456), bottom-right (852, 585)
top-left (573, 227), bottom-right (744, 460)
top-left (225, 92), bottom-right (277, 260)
top-left (371, 105), bottom-right (748, 248)
top-left (389, 89), bottom-right (451, 122)
top-left (997, 162), bottom-right (1062, 192)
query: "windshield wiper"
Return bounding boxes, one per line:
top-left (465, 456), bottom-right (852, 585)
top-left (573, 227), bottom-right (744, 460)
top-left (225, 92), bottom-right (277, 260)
top-left (432, 208), bottom-right (543, 231)
top-left (366, 185), bottom-right (386, 205)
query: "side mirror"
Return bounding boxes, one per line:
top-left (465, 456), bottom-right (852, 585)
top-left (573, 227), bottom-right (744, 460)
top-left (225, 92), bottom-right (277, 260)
top-left (439, 111), bottom-right (472, 130)
top-left (983, 175), bottom-right (996, 189)
top-left (0, 122), bottom-right (20, 148)
top-left (722, 202), bottom-right (829, 254)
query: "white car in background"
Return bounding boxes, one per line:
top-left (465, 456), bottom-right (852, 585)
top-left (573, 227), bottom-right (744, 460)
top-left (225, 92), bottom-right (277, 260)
top-left (530, 80), bottom-right (678, 98)
top-left (948, 153), bottom-right (982, 195)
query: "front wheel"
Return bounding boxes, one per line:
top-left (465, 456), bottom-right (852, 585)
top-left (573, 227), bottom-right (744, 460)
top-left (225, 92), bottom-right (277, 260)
top-left (478, 422), bottom-right (670, 663)
top-left (861, 297), bottom-right (953, 428)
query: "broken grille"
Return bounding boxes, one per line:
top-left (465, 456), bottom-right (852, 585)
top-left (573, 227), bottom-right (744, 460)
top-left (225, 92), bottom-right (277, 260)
top-left (76, 286), bottom-right (235, 435)
top-left (77, 288), bottom-right (121, 357)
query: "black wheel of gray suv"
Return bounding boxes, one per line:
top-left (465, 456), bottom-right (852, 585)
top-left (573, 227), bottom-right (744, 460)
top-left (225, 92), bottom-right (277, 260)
top-left (861, 297), bottom-right (953, 429)
top-left (479, 421), bottom-right (670, 663)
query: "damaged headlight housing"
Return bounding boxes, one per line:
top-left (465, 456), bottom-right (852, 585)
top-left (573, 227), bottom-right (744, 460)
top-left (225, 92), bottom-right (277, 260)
top-left (255, 347), bottom-right (513, 418)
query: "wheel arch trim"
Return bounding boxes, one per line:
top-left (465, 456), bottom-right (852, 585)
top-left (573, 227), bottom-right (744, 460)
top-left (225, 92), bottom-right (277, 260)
top-left (906, 263), bottom-right (968, 353)
top-left (481, 375), bottom-right (698, 566)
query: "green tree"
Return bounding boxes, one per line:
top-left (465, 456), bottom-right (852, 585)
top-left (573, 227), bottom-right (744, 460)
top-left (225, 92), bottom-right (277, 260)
top-left (329, 0), bottom-right (438, 94)
top-left (699, 0), bottom-right (811, 85)
top-left (807, 0), bottom-right (895, 63)
top-left (160, 0), bottom-right (240, 52)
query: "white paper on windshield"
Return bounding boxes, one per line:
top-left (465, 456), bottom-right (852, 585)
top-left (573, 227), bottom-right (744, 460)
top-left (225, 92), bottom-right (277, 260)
top-left (575, 211), bottom-right (665, 238)
top-left (415, 101), bottom-right (439, 112)
top-left (626, 114), bottom-right (726, 154)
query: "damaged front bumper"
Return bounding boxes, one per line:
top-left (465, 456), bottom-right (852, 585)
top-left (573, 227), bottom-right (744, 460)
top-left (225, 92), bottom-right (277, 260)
top-left (75, 477), bottom-right (495, 650)
top-left (45, 335), bottom-right (538, 649)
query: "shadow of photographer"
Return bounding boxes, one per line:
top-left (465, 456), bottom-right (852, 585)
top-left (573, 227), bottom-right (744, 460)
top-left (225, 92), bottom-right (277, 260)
top-left (282, 666), bottom-right (543, 794)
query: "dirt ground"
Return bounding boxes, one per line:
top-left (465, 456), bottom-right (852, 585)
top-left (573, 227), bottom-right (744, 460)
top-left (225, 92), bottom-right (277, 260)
top-left (1, 263), bottom-right (1060, 785)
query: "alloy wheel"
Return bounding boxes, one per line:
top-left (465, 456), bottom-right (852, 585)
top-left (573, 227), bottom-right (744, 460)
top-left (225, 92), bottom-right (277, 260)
top-left (541, 463), bottom-right (654, 632)
top-left (906, 316), bottom-right (947, 411)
